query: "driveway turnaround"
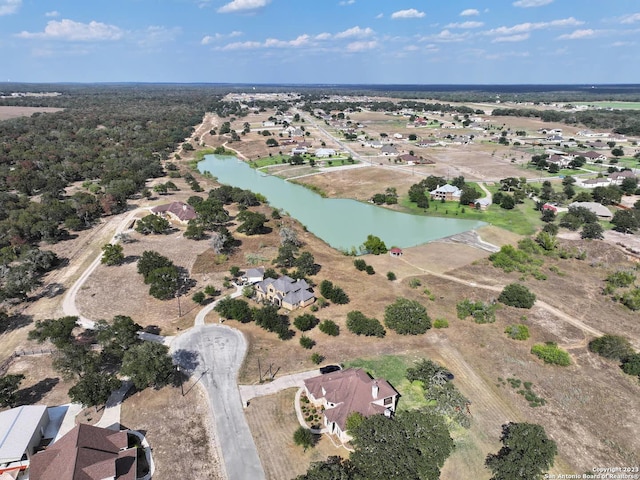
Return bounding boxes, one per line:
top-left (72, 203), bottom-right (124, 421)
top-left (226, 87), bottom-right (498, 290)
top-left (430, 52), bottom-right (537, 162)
top-left (170, 324), bottom-right (265, 480)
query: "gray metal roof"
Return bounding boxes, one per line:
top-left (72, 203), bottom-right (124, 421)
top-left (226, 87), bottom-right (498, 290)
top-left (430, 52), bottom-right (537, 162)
top-left (0, 405), bottom-right (48, 463)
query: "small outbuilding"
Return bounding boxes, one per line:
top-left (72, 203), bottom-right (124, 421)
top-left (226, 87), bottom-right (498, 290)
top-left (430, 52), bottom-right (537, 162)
top-left (389, 247), bottom-right (403, 257)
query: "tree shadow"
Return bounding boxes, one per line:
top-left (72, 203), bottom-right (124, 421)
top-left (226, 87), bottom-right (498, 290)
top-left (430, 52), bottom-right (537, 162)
top-left (172, 349), bottom-right (200, 373)
top-left (0, 313), bottom-right (32, 335)
top-left (17, 377), bottom-right (59, 405)
top-left (122, 255), bottom-right (139, 265)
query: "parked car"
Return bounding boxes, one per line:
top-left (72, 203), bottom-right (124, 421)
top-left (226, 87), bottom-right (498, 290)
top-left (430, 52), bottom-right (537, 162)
top-left (319, 365), bottom-right (341, 374)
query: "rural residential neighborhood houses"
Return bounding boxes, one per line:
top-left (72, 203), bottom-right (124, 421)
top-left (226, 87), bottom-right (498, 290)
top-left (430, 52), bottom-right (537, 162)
top-left (303, 369), bottom-right (399, 443)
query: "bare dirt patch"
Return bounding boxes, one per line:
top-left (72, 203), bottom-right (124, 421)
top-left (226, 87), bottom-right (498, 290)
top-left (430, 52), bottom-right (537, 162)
top-left (120, 384), bottom-right (225, 480)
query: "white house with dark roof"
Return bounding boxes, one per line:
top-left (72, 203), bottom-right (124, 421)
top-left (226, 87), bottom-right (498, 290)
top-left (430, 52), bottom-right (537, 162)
top-left (241, 267), bottom-right (264, 285)
top-left (381, 145), bottom-right (398, 156)
top-left (255, 275), bottom-right (315, 310)
top-left (304, 368), bottom-right (399, 443)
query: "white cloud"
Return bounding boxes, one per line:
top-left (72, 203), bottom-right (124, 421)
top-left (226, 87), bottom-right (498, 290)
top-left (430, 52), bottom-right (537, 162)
top-left (486, 17), bottom-right (583, 36)
top-left (427, 29), bottom-right (469, 42)
top-left (444, 21), bottom-right (483, 29)
top-left (45, 10), bottom-right (59, 17)
top-left (611, 41), bottom-right (634, 47)
top-left (620, 13), bottom-right (640, 24)
top-left (219, 40), bottom-right (261, 50)
top-left (460, 9), bottom-right (479, 16)
top-left (339, 0), bottom-right (355, 5)
top-left (493, 33), bottom-right (530, 42)
top-left (17, 19), bottom-right (124, 41)
top-left (217, 0), bottom-right (270, 14)
top-left (334, 26), bottom-right (374, 39)
top-left (201, 31), bottom-right (242, 44)
top-left (218, 34), bottom-right (312, 50)
top-left (346, 40), bottom-right (377, 52)
top-left (0, 0), bottom-right (20, 16)
top-left (375, 13), bottom-right (383, 19)
top-left (391, 9), bottom-right (425, 19)
top-left (557, 29), bottom-right (596, 40)
top-left (513, 0), bottom-right (553, 7)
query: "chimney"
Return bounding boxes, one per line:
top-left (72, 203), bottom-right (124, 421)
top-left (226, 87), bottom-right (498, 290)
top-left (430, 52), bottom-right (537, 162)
top-left (372, 382), bottom-right (379, 399)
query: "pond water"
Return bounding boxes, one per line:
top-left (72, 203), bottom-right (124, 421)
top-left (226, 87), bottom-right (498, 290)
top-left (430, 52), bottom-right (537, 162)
top-left (198, 155), bottom-right (485, 251)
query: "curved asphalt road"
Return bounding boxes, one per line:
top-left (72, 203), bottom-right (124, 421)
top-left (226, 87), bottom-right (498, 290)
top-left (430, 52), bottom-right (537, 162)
top-left (170, 324), bottom-right (265, 480)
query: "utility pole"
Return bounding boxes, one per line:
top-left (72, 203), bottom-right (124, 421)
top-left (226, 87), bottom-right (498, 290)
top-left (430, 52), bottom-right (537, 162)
top-left (177, 365), bottom-right (184, 396)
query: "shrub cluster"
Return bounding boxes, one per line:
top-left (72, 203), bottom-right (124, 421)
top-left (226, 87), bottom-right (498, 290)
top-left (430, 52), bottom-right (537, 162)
top-left (456, 299), bottom-right (497, 323)
top-left (293, 313), bottom-right (318, 332)
top-left (346, 311), bottom-right (386, 338)
top-left (531, 342), bottom-right (571, 366)
top-left (504, 324), bottom-right (530, 340)
top-left (498, 283), bottom-right (537, 309)
top-left (318, 320), bottom-right (339, 336)
top-left (319, 280), bottom-right (350, 304)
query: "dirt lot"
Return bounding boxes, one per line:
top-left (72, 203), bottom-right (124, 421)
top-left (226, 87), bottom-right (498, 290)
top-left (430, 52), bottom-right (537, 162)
top-left (120, 383), bottom-right (225, 480)
top-left (3, 355), bottom-right (74, 407)
top-left (0, 106), bottom-right (63, 120)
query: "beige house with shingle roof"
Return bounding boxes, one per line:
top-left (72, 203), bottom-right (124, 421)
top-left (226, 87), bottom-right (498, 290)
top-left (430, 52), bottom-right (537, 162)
top-left (304, 368), bottom-right (399, 443)
top-left (255, 275), bottom-right (315, 310)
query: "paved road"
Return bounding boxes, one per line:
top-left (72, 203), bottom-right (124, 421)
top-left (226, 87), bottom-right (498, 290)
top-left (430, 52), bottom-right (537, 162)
top-left (170, 324), bottom-right (265, 480)
top-left (238, 369), bottom-right (320, 404)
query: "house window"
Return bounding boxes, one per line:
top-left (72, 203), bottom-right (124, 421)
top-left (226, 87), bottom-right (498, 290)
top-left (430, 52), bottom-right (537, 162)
top-left (384, 397), bottom-right (392, 405)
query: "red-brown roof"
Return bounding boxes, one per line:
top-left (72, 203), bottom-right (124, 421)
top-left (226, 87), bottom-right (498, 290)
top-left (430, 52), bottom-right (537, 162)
top-left (151, 201), bottom-right (196, 222)
top-left (304, 369), bottom-right (397, 431)
top-left (30, 424), bottom-right (135, 480)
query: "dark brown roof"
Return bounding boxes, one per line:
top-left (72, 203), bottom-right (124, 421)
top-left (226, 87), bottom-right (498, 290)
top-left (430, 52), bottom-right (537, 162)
top-left (30, 424), bottom-right (134, 480)
top-left (151, 201), bottom-right (196, 222)
top-left (304, 368), bottom-right (398, 430)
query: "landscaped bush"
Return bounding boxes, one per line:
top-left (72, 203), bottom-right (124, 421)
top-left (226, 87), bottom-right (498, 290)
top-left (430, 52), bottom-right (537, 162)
top-left (504, 324), bottom-right (530, 340)
top-left (300, 335), bottom-right (316, 349)
top-left (294, 313), bottom-right (318, 332)
top-left (192, 291), bottom-right (206, 305)
top-left (588, 335), bottom-right (634, 360)
top-left (386, 271), bottom-right (396, 281)
top-left (346, 311), bottom-right (386, 338)
top-left (498, 283), bottom-right (537, 309)
top-left (531, 342), bottom-right (571, 366)
top-left (213, 297), bottom-right (252, 322)
top-left (365, 265), bottom-right (375, 275)
top-left (384, 298), bottom-right (431, 335)
top-left (310, 353), bottom-right (324, 365)
top-left (433, 318), bottom-right (449, 329)
top-left (456, 299), bottom-right (496, 323)
top-left (318, 320), bottom-right (339, 336)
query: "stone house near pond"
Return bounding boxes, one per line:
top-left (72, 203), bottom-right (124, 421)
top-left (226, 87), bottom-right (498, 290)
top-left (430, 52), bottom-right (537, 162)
top-left (254, 275), bottom-right (315, 310)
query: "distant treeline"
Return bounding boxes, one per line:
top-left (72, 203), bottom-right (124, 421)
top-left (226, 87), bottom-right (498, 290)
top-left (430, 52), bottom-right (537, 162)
top-left (492, 107), bottom-right (640, 135)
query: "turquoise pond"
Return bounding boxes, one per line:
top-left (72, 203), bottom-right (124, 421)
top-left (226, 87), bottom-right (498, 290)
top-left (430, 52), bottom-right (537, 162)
top-left (198, 155), bottom-right (485, 251)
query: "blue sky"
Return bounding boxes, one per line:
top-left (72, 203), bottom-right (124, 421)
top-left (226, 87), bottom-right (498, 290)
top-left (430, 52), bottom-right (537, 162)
top-left (1, 0), bottom-right (640, 84)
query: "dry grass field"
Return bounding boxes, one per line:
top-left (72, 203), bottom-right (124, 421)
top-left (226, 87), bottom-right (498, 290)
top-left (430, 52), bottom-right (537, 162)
top-left (0, 106), bottom-right (63, 120)
top-left (2, 107), bottom-right (639, 480)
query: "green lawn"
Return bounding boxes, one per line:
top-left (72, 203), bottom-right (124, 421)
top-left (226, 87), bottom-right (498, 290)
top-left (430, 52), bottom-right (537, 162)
top-left (399, 195), bottom-right (541, 236)
top-left (344, 355), bottom-right (431, 411)
top-left (250, 155), bottom-right (289, 168)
